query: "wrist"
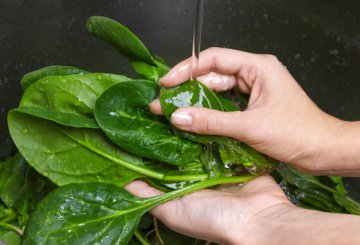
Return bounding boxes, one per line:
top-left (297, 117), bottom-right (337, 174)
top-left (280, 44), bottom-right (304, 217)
top-left (230, 204), bottom-right (360, 245)
top-left (225, 203), bottom-right (296, 245)
top-left (310, 117), bottom-right (360, 176)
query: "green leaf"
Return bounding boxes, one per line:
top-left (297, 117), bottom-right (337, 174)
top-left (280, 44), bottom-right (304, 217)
top-left (94, 80), bottom-right (202, 166)
top-left (294, 188), bottom-right (343, 213)
top-left (18, 73), bottom-right (131, 128)
top-left (0, 229), bottom-right (21, 245)
top-left (23, 176), bottom-right (256, 245)
top-left (20, 65), bottom-right (89, 91)
top-left (328, 176), bottom-right (360, 215)
top-left (130, 60), bottom-right (169, 82)
top-left (8, 110), bottom-right (144, 187)
top-left (218, 95), bottom-right (239, 112)
top-left (86, 16), bottom-right (156, 66)
top-left (0, 152), bottom-right (53, 222)
top-left (276, 164), bottom-right (329, 190)
top-left (160, 80), bottom-right (275, 174)
top-left (160, 80), bottom-right (223, 120)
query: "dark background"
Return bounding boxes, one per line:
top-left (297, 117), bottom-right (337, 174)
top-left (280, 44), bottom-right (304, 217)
top-left (1, 0), bottom-right (360, 198)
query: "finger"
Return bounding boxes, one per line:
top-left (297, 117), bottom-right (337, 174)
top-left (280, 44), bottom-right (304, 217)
top-left (125, 180), bottom-right (163, 198)
top-left (149, 99), bottom-right (163, 115)
top-left (239, 175), bottom-right (279, 194)
top-left (170, 107), bottom-right (245, 139)
top-left (159, 47), bottom-right (266, 88)
top-left (125, 180), bottom-right (177, 219)
top-left (198, 72), bottom-right (237, 92)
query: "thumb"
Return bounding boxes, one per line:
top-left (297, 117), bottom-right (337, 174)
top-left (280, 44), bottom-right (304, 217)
top-left (170, 107), bottom-right (245, 139)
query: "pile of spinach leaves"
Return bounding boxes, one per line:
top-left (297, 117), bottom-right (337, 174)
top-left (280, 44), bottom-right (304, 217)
top-left (1, 16), bottom-right (359, 245)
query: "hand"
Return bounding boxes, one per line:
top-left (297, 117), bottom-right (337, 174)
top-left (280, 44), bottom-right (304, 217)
top-left (126, 176), bottom-right (293, 244)
top-left (126, 176), bottom-right (360, 244)
top-left (151, 47), bottom-right (360, 176)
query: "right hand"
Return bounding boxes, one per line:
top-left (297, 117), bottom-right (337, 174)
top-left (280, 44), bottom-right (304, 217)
top-left (150, 47), bottom-right (356, 175)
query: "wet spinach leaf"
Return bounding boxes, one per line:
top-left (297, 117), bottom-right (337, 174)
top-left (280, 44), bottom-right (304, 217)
top-left (0, 229), bottom-right (21, 245)
top-left (160, 80), bottom-right (223, 120)
top-left (94, 80), bottom-right (202, 166)
top-left (8, 111), bottom-right (144, 187)
top-left (130, 60), bottom-right (169, 82)
top-left (23, 176), bottom-right (256, 245)
top-left (0, 152), bottom-right (52, 212)
top-left (18, 73), bottom-right (131, 128)
top-left (86, 16), bottom-right (156, 66)
top-left (20, 65), bottom-right (89, 91)
top-left (86, 16), bottom-right (170, 82)
top-left (160, 80), bottom-right (275, 174)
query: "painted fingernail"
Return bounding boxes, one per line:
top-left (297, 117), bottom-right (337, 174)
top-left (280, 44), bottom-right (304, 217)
top-left (171, 112), bottom-right (193, 126)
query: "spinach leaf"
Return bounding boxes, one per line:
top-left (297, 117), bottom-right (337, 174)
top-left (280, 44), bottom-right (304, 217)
top-left (0, 229), bottom-right (21, 245)
top-left (328, 176), bottom-right (360, 214)
top-left (8, 110), bottom-right (145, 187)
top-left (276, 164), bottom-right (329, 190)
top-left (20, 65), bottom-right (89, 91)
top-left (160, 80), bottom-right (276, 174)
top-left (0, 152), bottom-right (53, 212)
top-left (130, 60), bottom-right (169, 82)
top-left (86, 16), bottom-right (170, 82)
top-left (22, 175), bottom-right (256, 245)
top-left (18, 73), bottom-right (130, 128)
top-left (160, 80), bottom-right (223, 120)
top-left (86, 16), bottom-right (156, 66)
top-left (274, 165), bottom-right (360, 214)
top-left (94, 80), bottom-right (203, 166)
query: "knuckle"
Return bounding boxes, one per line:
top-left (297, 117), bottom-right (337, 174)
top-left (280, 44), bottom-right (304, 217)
top-left (262, 54), bottom-right (280, 64)
top-left (205, 47), bottom-right (221, 53)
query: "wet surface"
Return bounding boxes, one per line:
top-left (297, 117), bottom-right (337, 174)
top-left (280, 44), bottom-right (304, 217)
top-left (1, 0), bottom-right (359, 199)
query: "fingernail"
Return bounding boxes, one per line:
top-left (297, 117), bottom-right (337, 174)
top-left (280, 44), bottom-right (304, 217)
top-left (171, 112), bottom-right (193, 126)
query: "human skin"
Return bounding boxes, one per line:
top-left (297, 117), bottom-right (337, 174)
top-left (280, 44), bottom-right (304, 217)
top-left (150, 47), bottom-right (360, 176)
top-left (126, 176), bottom-right (360, 245)
top-left (126, 48), bottom-right (360, 244)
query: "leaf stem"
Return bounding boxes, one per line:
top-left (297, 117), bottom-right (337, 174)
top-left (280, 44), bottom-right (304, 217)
top-left (60, 127), bottom-right (165, 179)
top-left (153, 217), bottom-right (165, 245)
top-left (0, 221), bottom-right (23, 235)
top-left (163, 173), bottom-right (208, 182)
top-left (145, 175), bottom-right (258, 209)
top-left (134, 230), bottom-right (152, 245)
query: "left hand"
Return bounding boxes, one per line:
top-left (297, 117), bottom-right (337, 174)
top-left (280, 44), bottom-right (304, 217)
top-left (125, 176), bottom-right (293, 244)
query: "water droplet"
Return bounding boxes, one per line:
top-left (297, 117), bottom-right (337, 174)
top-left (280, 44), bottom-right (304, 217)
top-left (22, 128), bottom-right (29, 134)
top-left (96, 74), bottom-right (103, 80)
top-left (294, 53), bottom-right (301, 60)
top-left (109, 111), bottom-right (117, 117)
top-left (247, 166), bottom-right (257, 174)
top-left (45, 218), bottom-right (54, 225)
top-left (40, 79), bottom-right (49, 85)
